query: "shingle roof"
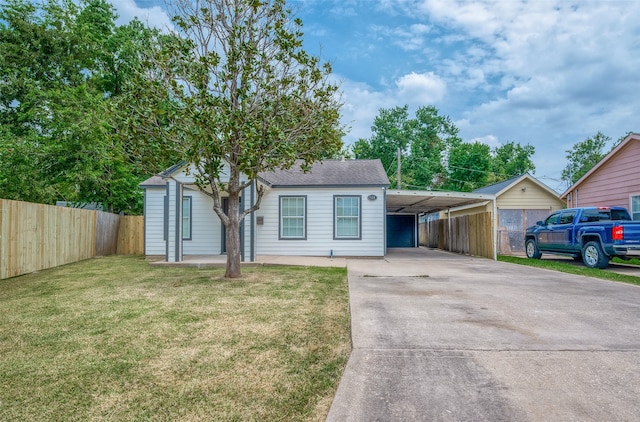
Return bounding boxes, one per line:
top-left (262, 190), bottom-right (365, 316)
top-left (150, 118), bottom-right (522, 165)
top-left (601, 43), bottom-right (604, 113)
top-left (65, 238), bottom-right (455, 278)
top-left (259, 159), bottom-right (389, 187)
top-left (139, 175), bottom-right (166, 187)
top-left (473, 174), bottom-right (525, 194)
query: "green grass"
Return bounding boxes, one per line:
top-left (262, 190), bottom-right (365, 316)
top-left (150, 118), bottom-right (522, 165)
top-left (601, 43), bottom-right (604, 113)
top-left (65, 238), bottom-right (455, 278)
top-left (612, 256), bottom-right (640, 266)
top-left (0, 256), bottom-right (351, 421)
top-left (498, 255), bottom-right (640, 286)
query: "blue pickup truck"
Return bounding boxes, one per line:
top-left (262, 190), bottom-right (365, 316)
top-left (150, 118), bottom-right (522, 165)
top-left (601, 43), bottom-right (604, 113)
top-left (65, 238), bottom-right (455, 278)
top-left (524, 206), bottom-right (640, 269)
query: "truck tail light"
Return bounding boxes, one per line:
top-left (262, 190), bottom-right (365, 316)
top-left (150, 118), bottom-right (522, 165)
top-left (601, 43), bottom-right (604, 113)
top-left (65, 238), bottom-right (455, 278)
top-left (612, 225), bottom-right (624, 241)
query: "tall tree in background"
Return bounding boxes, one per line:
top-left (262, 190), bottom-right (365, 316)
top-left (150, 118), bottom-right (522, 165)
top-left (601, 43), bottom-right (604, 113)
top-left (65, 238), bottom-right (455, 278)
top-left (353, 105), bottom-right (460, 189)
top-left (445, 141), bottom-right (491, 191)
top-left (490, 141), bottom-right (536, 182)
top-left (122, 0), bottom-right (343, 278)
top-left (561, 131), bottom-right (610, 185)
top-left (0, 0), bottom-right (171, 213)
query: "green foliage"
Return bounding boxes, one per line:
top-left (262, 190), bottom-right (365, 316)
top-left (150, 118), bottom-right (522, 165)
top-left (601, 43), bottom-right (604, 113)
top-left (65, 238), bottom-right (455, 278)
top-left (0, 0), bottom-right (175, 213)
top-left (353, 105), bottom-right (536, 191)
top-left (490, 142), bottom-right (536, 182)
top-left (561, 131), bottom-right (610, 185)
top-left (120, 0), bottom-right (344, 277)
top-left (353, 105), bottom-right (460, 189)
top-left (445, 141), bottom-right (492, 191)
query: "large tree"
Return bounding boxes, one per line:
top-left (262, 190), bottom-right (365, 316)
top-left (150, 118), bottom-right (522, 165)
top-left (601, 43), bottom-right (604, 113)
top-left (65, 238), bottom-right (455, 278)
top-left (445, 141), bottom-right (492, 191)
top-left (122, 0), bottom-right (343, 278)
top-left (0, 0), bottom-right (169, 213)
top-left (561, 131), bottom-right (609, 185)
top-left (489, 141), bottom-right (536, 183)
top-left (353, 105), bottom-right (460, 189)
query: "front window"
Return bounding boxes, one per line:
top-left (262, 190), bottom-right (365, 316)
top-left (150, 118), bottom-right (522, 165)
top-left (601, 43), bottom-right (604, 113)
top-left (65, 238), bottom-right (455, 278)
top-left (335, 196), bottom-right (361, 239)
top-left (280, 196), bottom-right (306, 239)
top-left (182, 196), bottom-right (192, 240)
top-left (632, 195), bottom-right (640, 220)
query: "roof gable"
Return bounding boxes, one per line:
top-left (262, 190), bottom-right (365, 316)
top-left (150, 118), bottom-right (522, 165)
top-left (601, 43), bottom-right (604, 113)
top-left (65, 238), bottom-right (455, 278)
top-left (473, 174), bottom-right (559, 198)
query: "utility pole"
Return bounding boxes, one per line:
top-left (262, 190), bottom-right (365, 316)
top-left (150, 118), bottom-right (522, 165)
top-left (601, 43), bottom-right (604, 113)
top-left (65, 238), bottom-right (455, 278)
top-left (397, 147), bottom-right (401, 190)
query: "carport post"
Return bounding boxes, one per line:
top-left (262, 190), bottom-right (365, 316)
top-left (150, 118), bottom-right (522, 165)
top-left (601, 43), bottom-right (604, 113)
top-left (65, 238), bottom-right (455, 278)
top-left (447, 208), bottom-right (452, 252)
top-left (492, 197), bottom-right (498, 260)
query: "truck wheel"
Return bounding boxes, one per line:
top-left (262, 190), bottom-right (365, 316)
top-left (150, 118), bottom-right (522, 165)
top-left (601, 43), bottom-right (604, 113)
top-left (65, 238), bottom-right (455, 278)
top-left (525, 239), bottom-right (542, 259)
top-left (581, 241), bottom-right (609, 269)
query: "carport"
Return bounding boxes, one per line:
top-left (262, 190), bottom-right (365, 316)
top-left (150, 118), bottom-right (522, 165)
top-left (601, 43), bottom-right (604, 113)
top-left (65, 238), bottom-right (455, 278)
top-left (385, 189), bottom-right (497, 259)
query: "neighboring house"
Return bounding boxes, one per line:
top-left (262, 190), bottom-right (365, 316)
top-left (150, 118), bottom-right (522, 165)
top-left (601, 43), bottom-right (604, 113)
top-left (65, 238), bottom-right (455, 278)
top-left (140, 159), bottom-right (390, 262)
top-left (561, 133), bottom-right (640, 219)
top-left (442, 174), bottom-right (564, 253)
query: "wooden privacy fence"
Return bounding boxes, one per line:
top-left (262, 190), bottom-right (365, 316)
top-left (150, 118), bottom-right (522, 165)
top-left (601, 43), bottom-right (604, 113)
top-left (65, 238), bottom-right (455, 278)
top-left (422, 212), bottom-right (494, 259)
top-left (0, 199), bottom-right (144, 279)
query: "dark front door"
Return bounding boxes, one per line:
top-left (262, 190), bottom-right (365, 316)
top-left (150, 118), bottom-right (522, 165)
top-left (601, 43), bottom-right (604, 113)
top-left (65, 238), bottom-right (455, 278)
top-left (221, 197), bottom-right (243, 255)
top-left (387, 215), bottom-right (416, 247)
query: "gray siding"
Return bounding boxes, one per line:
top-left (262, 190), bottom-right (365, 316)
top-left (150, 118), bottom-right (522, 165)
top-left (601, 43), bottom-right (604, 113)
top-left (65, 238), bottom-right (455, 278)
top-left (144, 187), bottom-right (166, 255)
top-left (255, 187), bottom-right (385, 257)
top-left (182, 188), bottom-right (223, 255)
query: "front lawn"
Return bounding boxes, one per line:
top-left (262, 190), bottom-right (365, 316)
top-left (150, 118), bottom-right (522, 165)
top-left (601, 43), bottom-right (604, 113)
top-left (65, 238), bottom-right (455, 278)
top-left (0, 256), bottom-right (350, 421)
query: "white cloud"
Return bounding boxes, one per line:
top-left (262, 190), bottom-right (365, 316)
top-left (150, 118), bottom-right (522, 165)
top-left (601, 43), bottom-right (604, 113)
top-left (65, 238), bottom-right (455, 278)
top-left (111, 0), bottom-right (173, 30)
top-left (396, 0), bottom-right (640, 181)
top-left (339, 71), bottom-right (447, 144)
top-left (396, 72), bottom-right (446, 104)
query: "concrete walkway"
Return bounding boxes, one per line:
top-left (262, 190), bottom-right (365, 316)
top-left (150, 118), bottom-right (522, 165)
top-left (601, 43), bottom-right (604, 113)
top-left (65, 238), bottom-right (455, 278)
top-left (327, 248), bottom-right (640, 421)
top-left (148, 254), bottom-right (348, 268)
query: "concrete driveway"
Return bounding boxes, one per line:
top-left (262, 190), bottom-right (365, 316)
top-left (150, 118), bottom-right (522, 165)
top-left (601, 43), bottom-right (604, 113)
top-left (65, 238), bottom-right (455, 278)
top-left (327, 248), bottom-right (640, 421)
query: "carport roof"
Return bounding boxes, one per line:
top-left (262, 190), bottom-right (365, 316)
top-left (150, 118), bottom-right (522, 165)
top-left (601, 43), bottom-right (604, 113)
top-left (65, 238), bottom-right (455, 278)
top-left (386, 189), bottom-right (495, 214)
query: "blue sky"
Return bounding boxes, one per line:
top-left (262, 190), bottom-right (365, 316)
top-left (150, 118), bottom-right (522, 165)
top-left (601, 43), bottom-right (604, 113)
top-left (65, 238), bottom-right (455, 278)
top-left (110, 0), bottom-right (640, 192)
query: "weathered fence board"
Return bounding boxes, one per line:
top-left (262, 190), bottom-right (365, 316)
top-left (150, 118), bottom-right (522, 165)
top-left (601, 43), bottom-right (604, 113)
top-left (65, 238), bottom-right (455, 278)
top-left (423, 212), bottom-right (493, 259)
top-left (95, 212), bottom-right (120, 256)
top-left (1, 199), bottom-right (144, 279)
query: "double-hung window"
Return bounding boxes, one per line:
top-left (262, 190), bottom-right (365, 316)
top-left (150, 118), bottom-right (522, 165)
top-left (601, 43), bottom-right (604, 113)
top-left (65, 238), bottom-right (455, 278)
top-left (632, 195), bottom-right (640, 220)
top-left (334, 196), bottom-right (361, 239)
top-left (280, 196), bottom-right (306, 239)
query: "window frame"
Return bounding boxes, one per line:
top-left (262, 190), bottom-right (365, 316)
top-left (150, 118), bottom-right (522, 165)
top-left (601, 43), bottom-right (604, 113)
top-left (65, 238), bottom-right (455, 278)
top-left (279, 195), bottom-right (307, 240)
top-left (559, 210), bottom-right (577, 225)
top-left (334, 195), bottom-right (362, 240)
top-left (182, 196), bottom-right (192, 241)
top-left (631, 194), bottom-right (640, 221)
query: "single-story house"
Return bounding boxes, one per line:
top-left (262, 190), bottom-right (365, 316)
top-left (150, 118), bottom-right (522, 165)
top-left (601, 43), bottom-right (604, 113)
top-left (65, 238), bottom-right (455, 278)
top-left (140, 159), bottom-right (390, 262)
top-left (140, 159), bottom-right (503, 262)
top-left (439, 174), bottom-right (564, 254)
top-left (561, 133), bottom-right (640, 219)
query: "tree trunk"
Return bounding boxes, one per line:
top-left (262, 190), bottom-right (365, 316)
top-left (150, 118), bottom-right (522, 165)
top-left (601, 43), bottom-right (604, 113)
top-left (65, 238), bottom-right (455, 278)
top-left (224, 192), bottom-right (242, 278)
